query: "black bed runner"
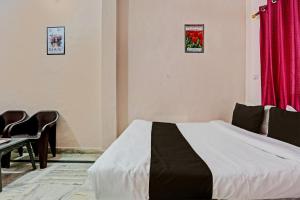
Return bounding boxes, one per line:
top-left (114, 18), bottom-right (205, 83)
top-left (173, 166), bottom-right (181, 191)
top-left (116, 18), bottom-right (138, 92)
top-left (149, 122), bottom-right (213, 200)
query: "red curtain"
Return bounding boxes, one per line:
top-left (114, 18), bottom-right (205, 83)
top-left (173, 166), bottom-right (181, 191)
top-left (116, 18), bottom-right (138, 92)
top-left (260, 0), bottom-right (300, 111)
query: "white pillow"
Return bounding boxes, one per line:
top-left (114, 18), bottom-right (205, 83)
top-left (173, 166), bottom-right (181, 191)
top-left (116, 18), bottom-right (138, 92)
top-left (286, 105), bottom-right (297, 112)
top-left (261, 105), bottom-right (275, 135)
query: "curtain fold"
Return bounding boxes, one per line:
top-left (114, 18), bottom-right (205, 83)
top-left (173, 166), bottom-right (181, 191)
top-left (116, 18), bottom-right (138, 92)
top-left (260, 0), bottom-right (300, 111)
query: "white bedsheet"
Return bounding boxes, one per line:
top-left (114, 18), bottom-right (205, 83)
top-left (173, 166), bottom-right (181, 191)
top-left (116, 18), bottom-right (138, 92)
top-left (88, 120), bottom-right (300, 200)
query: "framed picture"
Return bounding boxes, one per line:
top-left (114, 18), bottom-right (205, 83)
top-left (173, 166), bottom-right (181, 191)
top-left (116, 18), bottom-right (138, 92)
top-left (185, 24), bottom-right (204, 53)
top-left (47, 26), bottom-right (65, 55)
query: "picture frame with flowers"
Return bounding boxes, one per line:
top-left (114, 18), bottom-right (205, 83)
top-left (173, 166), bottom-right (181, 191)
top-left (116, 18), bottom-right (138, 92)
top-left (47, 26), bottom-right (65, 55)
top-left (185, 24), bottom-right (204, 53)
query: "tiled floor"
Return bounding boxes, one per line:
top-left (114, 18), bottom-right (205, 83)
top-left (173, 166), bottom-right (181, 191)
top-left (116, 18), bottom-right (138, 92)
top-left (0, 153), bottom-right (100, 200)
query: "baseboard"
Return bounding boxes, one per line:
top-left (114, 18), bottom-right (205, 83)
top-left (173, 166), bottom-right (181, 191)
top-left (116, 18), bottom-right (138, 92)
top-left (17, 147), bottom-right (103, 154)
top-left (55, 147), bottom-right (103, 154)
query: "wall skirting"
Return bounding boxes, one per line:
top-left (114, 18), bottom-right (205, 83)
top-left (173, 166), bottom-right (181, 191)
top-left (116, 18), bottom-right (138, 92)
top-left (54, 147), bottom-right (103, 154)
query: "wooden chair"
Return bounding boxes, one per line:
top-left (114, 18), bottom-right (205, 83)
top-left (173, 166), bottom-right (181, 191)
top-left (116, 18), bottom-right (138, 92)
top-left (0, 111), bottom-right (28, 137)
top-left (0, 111), bottom-right (28, 168)
top-left (7, 111), bottom-right (59, 169)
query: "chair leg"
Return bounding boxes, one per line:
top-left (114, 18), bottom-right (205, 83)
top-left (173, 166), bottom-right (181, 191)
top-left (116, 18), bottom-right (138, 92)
top-left (48, 125), bottom-right (56, 157)
top-left (1, 152), bottom-right (11, 168)
top-left (32, 142), bottom-right (38, 157)
top-left (0, 153), bottom-right (2, 192)
top-left (18, 147), bottom-right (24, 156)
top-left (38, 133), bottom-right (49, 169)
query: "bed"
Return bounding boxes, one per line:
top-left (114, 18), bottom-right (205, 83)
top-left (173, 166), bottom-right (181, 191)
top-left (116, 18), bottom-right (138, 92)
top-left (88, 120), bottom-right (300, 200)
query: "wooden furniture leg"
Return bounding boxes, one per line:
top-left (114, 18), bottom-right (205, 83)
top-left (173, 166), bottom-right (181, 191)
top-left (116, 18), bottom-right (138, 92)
top-left (32, 142), bottom-right (38, 156)
top-left (0, 139), bottom-right (37, 192)
top-left (26, 142), bottom-right (36, 170)
top-left (48, 124), bottom-right (56, 157)
top-left (38, 133), bottom-right (49, 169)
top-left (18, 147), bottom-right (23, 156)
top-left (1, 152), bottom-right (11, 168)
top-left (0, 152), bottom-right (2, 192)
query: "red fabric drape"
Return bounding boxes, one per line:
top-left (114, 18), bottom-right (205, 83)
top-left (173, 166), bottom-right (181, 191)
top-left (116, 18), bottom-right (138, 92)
top-left (260, 0), bottom-right (300, 111)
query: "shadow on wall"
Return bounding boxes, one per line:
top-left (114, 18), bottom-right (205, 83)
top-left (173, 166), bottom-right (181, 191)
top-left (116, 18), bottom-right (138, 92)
top-left (117, 0), bottom-right (129, 135)
top-left (56, 115), bottom-right (80, 148)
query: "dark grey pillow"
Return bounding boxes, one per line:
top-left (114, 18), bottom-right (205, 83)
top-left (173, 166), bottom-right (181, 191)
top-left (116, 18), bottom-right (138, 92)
top-left (232, 103), bottom-right (264, 133)
top-left (268, 107), bottom-right (300, 147)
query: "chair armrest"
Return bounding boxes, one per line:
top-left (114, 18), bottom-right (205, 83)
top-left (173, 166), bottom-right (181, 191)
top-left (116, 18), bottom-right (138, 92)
top-left (41, 114), bottom-right (59, 133)
top-left (8, 117), bottom-right (38, 137)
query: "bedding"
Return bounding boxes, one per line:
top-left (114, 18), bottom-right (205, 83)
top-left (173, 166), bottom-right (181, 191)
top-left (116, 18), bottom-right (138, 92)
top-left (269, 107), bottom-right (300, 147)
top-left (232, 103), bottom-right (264, 134)
top-left (286, 105), bottom-right (297, 112)
top-left (149, 122), bottom-right (212, 199)
top-left (88, 120), bottom-right (300, 200)
top-left (261, 105), bottom-right (275, 135)
top-left (260, 105), bottom-right (297, 135)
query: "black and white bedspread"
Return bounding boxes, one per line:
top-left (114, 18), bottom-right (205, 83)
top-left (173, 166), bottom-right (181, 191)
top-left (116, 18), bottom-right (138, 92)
top-left (88, 120), bottom-right (300, 200)
top-left (149, 122), bottom-right (212, 199)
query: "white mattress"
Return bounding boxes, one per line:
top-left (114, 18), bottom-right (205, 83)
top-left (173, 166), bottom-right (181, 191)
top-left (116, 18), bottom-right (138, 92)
top-left (88, 120), bottom-right (300, 200)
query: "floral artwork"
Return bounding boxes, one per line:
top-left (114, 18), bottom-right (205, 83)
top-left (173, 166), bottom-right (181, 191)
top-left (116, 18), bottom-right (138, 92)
top-left (185, 24), bottom-right (204, 53)
top-left (47, 27), bottom-right (65, 55)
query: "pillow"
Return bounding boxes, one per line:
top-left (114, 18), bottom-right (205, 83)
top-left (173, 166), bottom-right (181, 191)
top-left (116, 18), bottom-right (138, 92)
top-left (232, 103), bottom-right (265, 134)
top-left (268, 107), bottom-right (300, 147)
top-left (261, 105), bottom-right (275, 135)
top-left (286, 105), bottom-right (297, 112)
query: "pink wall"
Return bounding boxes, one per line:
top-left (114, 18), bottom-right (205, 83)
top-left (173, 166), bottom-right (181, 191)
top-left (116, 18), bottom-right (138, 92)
top-left (117, 0), bottom-right (246, 133)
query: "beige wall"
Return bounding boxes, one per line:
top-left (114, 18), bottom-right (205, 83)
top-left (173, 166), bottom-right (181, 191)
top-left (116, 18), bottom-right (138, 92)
top-left (0, 0), bottom-right (254, 147)
top-left (0, 0), bottom-right (105, 149)
top-left (246, 0), bottom-right (267, 105)
top-left (101, 0), bottom-right (117, 149)
top-left (118, 0), bottom-right (246, 132)
top-left (117, 0), bottom-right (129, 134)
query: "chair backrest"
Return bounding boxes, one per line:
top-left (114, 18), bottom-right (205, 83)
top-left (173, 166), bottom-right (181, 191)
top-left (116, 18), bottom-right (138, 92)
top-left (1, 111), bottom-right (27, 127)
top-left (0, 111), bottom-right (27, 136)
top-left (35, 111), bottom-right (59, 130)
